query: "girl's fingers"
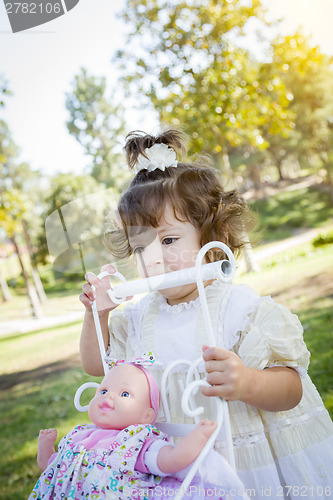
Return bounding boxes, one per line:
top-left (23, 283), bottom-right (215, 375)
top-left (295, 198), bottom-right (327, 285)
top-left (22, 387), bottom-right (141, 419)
top-left (82, 283), bottom-right (95, 300)
top-left (201, 385), bottom-right (224, 398)
top-left (79, 292), bottom-right (93, 309)
top-left (202, 346), bottom-right (231, 362)
top-left (204, 359), bottom-right (227, 374)
top-left (206, 371), bottom-right (225, 386)
top-left (85, 271), bottom-right (99, 287)
top-left (100, 263), bottom-right (117, 274)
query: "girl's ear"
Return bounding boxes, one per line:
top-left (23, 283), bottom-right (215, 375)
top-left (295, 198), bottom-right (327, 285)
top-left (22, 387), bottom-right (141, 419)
top-left (142, 408), bottom-right (155, 424)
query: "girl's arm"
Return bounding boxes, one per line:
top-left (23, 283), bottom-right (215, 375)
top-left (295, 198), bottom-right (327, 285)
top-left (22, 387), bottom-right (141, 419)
top-left (201, 346), bottom-right (303, 412)
top-left (79, 264), bottom-right (123, 377)
top-left (80, 309), bottom-right (109, 376)
top-left (157, 420), bottom-right (217, 474)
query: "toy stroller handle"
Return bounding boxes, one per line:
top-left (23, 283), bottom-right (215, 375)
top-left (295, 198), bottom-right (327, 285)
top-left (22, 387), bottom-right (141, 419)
top-left (107, 241), bottom-right (236, 304)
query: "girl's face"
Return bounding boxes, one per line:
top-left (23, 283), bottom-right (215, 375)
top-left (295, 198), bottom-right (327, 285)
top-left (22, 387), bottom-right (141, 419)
top-left (129, 204), bottom-right (203, 305)
top-left (88, 364), bottom-right (155, 430)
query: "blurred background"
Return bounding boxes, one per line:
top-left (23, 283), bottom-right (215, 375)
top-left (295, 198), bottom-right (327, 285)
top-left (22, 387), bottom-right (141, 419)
top-left (0, 1), bottom-right (332, 498)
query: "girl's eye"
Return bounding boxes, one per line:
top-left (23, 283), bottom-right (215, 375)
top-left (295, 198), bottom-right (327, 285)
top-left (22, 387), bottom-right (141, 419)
top-left (100, 389), bottom-right (107, 395)
top-left (121, 391), bottom-right (130, 398)
top-left (162, 237), bottom-right (177, 245)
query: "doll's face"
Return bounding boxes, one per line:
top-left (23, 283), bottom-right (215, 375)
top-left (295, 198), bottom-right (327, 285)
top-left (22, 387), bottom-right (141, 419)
top-left (88, 364), bottom-right (155, 430)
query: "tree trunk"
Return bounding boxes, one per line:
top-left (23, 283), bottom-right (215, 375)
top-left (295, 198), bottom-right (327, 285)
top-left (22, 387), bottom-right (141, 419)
top-left (242, 242), bottom-right (260, 273)
top-left (11, 234), bottom-right (43, 318)
top-left (0, 274), bottom-right (12, 301)
top-left (250, 163), bottom-right (262, 191)
top-left (22, 219), bottom-right (47, 302)
top-left (215, 149), bottom-right (231, 175)
top-left (32, 268), bottom-right (48, 302)
top-left (276, 159), bottom-right (285, 181)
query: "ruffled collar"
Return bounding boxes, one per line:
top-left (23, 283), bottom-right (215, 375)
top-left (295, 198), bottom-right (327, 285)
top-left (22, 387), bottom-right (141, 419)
top-left (157, 279), bottom-right (220, 315)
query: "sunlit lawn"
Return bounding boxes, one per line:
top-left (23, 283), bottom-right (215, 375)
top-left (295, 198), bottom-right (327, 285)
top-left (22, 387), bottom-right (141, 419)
top-left (250, 186), bottom-right (333, 242)
top-left (0, 243), bottom-right (332, 499)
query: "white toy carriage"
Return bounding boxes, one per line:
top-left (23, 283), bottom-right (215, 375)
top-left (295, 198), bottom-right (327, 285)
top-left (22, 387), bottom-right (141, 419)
top-left (74, 242), bottom-right (250, 500)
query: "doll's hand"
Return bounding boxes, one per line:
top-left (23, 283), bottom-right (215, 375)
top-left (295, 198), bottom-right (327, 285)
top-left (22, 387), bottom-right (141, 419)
top-left (201, 345), bottom-right (249, 402)
top-left (79, 264), bottom-right (132, 313)
top-left (195, 419), bottom-right (218, 440)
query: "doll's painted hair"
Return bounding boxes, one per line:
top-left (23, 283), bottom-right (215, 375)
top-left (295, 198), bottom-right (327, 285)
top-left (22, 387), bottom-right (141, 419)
top-left (107, 129), bottom-right (255, 262)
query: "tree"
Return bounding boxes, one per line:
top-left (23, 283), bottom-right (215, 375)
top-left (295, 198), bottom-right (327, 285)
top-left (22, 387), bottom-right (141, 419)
top-left (0, 131), bottom-right (48, 303)
top-left (66, 67), bottom-right (128, 190)
top-left (39, 173), bottom-right (114, 277)
top-left (269, 31), bottom-right (333, 189)
top-left (0, 77), bottom-right (13, 301)
top-left (0, 188), bottom-right (43, 317)
top-left (116, 0), bottom-right (293, 187)
top-left (0, 107), bottom-right (46, 314)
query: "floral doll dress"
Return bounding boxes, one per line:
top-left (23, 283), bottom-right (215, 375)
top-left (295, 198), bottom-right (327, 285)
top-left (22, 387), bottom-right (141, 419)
top-left (29, 423), bottom-right (167, 500)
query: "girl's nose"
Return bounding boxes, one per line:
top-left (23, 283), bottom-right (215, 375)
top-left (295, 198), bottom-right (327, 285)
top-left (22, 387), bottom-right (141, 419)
top-left (143, 237), bottom-right (164, 268)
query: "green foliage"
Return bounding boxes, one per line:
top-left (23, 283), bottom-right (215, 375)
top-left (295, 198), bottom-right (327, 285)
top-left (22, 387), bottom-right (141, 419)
top-left (312, 230), bottom-right (333, 247)
top-left (268, 32), bottom-right (333, 182)
top-left (0, 188), bottom-right (27, 236)
top-left (117, 0), bottom-right (293, 180)
top-left (40, 173), bottom-right (119, 275)
top-left (0, 74), bottom-right (12, 108)
top-left (115, 2), bottom-right (333, 191)
top-left (44, 172), bottom-right (100, 213)
top-left (65, 67), bottom-right (128, 189)
top-left (0, 113), bottom-right (45, 263)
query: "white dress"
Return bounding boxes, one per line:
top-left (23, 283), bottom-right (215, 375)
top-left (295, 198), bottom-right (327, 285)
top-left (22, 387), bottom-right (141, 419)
top-left (106, 281), bottom-right (333, 499)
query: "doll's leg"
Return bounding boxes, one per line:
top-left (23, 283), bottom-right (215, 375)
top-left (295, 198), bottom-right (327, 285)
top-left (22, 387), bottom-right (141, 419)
top-left (37, 428), bottom-right (57, 471)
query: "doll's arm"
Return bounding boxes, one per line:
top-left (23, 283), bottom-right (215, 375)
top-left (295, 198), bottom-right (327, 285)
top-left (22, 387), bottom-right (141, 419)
top-left (156, 419), bottom-right (217, 474)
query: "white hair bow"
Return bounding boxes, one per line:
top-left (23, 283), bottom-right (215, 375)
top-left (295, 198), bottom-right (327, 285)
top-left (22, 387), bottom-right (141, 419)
top-left (133, 143), bottom-right (178, 174)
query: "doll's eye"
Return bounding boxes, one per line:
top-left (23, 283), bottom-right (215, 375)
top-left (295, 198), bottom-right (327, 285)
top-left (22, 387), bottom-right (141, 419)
top-left (100, 389), bottom-right (107, 395)
top-left (121, 391), bottom-right (130, 398)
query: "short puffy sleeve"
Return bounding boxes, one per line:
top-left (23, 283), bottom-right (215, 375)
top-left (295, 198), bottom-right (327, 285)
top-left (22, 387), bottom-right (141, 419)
top-left (106, 307), bottom-right (129, 360)
top-left (106, 294), bottom-right (153, 360)
top-left (237, 298), bottom-right (310, 375)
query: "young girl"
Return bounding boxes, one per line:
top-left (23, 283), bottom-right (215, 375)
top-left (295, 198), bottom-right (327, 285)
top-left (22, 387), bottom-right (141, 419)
top-left (29, 360), bottom-right (225, 500)
top-left (80, 130), bottom-right (333, 499)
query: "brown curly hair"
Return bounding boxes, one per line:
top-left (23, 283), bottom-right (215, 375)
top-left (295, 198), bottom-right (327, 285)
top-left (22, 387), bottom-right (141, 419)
top-left (107, 130), bottom-right (255, 262)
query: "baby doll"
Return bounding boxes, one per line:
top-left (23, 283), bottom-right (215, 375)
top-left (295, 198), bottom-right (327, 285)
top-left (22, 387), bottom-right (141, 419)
top-left (29, 362), bottom-right (217, 500)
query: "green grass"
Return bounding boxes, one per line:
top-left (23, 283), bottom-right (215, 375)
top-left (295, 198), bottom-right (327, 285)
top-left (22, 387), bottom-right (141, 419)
top-left (0, 322), bottom-right (82, 374)
top-left (0, 278), bottom-right (83, 322)
top-left (0, 324), bottom-right (97, 500)
top-left (250, 186), bottom-right (333, 242)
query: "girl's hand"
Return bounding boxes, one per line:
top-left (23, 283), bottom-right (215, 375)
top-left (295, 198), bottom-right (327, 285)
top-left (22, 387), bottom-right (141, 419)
top-left (201, 345), bottom-right (249, 402)
top-left (79, 264), bottom-right (132, 313)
